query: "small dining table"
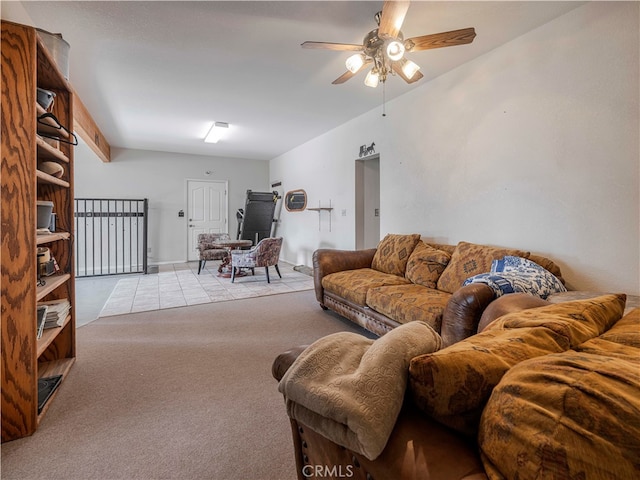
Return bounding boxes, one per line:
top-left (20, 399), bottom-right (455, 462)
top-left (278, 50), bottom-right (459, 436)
top-left (212, 239), bottom-right (253, 277)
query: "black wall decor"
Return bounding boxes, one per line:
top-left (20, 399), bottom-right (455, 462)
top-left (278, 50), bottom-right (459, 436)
top-left (359, 142), bottom-right (376, 157)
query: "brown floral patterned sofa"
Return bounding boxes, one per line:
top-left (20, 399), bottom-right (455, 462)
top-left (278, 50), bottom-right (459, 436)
top-left (273, 293), bottom-right (640, 480)
top-left (313, 233), bottom-right (565, 346)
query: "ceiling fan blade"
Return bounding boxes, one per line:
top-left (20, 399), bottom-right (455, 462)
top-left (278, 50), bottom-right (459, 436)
top-left (391, 62), bottom-right (424, 84)
top-left (301, 41), bottom-right (363, 51)
top-left (405, 27), bottom-right (476, 51)
top-left (332, 70), bottom-right (358, 84)
top-left (378, 0), bottom-right (411, 38)
top-left (332, 59), bottom-right (372, 85)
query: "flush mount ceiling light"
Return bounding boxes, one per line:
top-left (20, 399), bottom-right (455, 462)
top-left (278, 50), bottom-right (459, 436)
top-left (301, 0), bottom-right (476, 88)
top-left (204, 121), bottom-right (230, 144)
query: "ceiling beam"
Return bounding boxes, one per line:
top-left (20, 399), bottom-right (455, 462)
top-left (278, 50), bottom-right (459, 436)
top-left (73, 91), bottom-right (110, 163)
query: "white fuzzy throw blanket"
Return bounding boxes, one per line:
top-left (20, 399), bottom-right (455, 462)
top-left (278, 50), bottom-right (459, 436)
top-left (278, 321), bottom-right (442, 460)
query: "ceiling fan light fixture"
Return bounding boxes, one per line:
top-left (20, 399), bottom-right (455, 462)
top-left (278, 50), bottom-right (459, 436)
top-left (345, 53), bottom-right (365, 73)
top-left (301, 3), bottom-right (476, 89)
top-left (386, 40), bottom-right (405, 61)
top-left (364, 69), bottom-right (379, 88)
top-left (401, 59), bottom-right (421, 79)
top-left (204, 121), bottom-right (230, 144)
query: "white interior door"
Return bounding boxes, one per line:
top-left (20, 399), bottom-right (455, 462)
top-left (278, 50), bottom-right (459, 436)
top-left (187, 180), bottom-right (228, 261)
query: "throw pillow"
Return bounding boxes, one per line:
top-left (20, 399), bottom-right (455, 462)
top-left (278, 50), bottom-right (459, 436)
top-left (409, 294), bottom-right (626, 436)
top-left (463, 256), bottom-right (567, 299)
top-left (405, 242), bottom-right (451, 288)
top-left (528, 253), bottom-right (565, 284)
top-left (436, 242), bottom-right (529, 294)
top-left (371, 234), bottom-right (421, 277)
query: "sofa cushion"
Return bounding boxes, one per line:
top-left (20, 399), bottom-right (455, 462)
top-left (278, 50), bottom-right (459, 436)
top-left (479, 309), bottom-right (640, 479)
top-left (322, 268), bottom-right (411, 306)
top-left (408, 294), bottom-right (626, 435)
top-left (597, 307), bottom-right (640, 346)
top-left (405, 242), bottom-right (451, 289)
top-left (485, 293), bottom-right (626, 344)
top-left (436, 241), bottom-right (529, 294)
top-left (365, 284), bottom-right (451, 332)
top-left (371, 234), bottom-right (421, 277)
top-left (424, 242), bottom-right (456, 256)
top-left (574, 307), bottom-right (640, 356)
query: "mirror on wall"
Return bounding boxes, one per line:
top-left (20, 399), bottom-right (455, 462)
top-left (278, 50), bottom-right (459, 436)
top-left (284, 189), bottom-right (307, 212)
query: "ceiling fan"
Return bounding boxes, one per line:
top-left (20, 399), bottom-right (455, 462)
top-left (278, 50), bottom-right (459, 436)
top-left (302, 0), bottom-right (476, 88)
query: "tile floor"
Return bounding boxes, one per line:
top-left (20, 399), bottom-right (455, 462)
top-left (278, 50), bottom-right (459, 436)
top-left (93, 261), bottom-right (314, 319)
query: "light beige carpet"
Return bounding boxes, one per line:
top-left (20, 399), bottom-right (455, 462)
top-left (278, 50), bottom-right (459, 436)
top-left (0, 290), bottom-right (370, 480)
top-left (99, 261), bottom-right (314, 317)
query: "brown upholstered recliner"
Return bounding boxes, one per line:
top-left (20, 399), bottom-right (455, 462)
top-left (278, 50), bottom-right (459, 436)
top-left (272, 351), bottom-right (487, 480)
top-left (271, 294), bottom-right (561, 480)
top-left (274, 293), bottom-right (640, 480)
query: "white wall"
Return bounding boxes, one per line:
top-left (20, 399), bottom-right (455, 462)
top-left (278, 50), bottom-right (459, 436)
top-left (271, 2), bottom-right (639, 294)
top-left (75, 147), bottom-right (270, 263)
top-left (271, 111), bottom-right (390, 266)
top-left (1, 1), bottom-right (34, 25)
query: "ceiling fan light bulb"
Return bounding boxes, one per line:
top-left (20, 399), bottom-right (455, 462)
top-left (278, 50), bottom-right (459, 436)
top-left (401, 59), bottom-right (421, 80)
top-left (364, 69), bottom-right (379, 88)
top-left (386, 40), bottom-right (405, 61)
top-left (345, 53), bottom-right (365, 73)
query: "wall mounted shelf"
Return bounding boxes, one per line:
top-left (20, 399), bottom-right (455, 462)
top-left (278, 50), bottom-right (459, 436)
top-left (307, 200), bottom-right (333, 231)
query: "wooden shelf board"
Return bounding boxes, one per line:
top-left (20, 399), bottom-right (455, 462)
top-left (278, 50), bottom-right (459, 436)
top-left (36, 135), bottom-right (70, 163)
top-left (36, 357), bottom-right (75, 421)
top-left (36, 273), bottom-right (71, 301)
top-left (37, 313), bottom-right (72, 358)
top-left (37, 231), bottom-right (70, 245)
top-left (36, 169), bottom-right (70, 187)
top-left (38, 357), bottom-right (75, 380)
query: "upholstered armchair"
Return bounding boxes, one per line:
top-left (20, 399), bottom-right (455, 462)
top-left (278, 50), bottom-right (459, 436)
top-left (196, 233), bottom-right (231, 274)
top-left (230, 237), bottom-right (283, 283)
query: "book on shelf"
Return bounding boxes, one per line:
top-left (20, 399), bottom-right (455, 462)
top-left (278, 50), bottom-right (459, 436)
top-left (38, 375), bottom-right (63, 414)
top-left (37, 298), bottom-right (70, 329)
top-left (36, 305), bottom-right (48, 339)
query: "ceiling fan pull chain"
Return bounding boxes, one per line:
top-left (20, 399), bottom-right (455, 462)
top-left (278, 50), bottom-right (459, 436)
top-left (382, 80), bottom-right (387, 117)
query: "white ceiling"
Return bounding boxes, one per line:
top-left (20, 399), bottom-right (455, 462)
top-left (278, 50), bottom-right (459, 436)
top-left (20, 1), bottom-right (584, 161)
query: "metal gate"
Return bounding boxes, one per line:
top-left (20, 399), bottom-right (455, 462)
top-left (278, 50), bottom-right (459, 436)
top-left (75, 198), bottom-right (148, 277)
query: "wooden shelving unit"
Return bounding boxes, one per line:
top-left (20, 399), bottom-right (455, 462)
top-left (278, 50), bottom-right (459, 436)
top-left (1, 20), bottom-right (76, 442)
